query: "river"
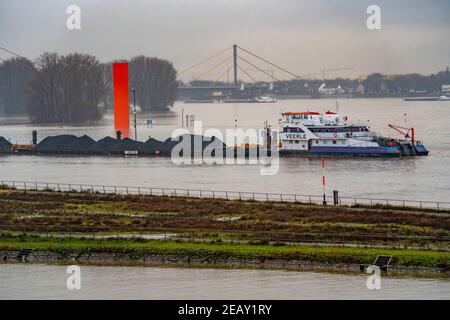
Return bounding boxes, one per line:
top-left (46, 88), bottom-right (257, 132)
top-left (0, 98), bottom-right (449, 201)
top-left (0, 264), bottom-right (449, 300)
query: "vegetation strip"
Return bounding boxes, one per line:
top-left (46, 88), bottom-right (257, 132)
top-left (0, 236), bottom-right (449, 271)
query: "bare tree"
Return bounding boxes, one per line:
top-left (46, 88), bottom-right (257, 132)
top-left (0, 57), bottom-right (35, 115)
top-left (129, 56), bottom-right (178, 112)
top-left (26, 53), bottom-right (106, 124)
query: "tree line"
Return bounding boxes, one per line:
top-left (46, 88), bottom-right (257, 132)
top-left (269, 69), bottom-right (450, 97)
top-left (0, 53), bottom-right (178, 123)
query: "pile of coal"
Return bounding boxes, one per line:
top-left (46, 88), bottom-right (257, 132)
top-left (32, 134), bottom-right (226, 156)
top-left (0, 137), bottom-right (12, 152)
top-left (33, 135), bottom-right (96, 153)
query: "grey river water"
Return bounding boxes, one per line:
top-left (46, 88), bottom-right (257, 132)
top-left (0, 264), bottom-right (449, 300)
top-left (0, 98), bottom-right (450, 201)
top-left (1, 98), bottom-right (450, 299)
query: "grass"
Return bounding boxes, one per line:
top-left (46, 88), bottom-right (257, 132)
top-left (1, 235), bottom-right (449, 269)
top-left (1, 188), bottom-right (450, 252)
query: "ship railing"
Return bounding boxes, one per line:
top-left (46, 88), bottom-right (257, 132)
top-left (347, 141), bottom-right (378, 148)
top-left (1, 180), bottom-right (449, 212)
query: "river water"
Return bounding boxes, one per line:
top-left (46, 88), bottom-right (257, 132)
top-left (0, 264), bottom-right (449, 300)
top-left (1, 98), bottom-right (450, 299)
top-left (0, 98), bottom-right (449, 201)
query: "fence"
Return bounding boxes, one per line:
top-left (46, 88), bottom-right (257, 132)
top-left (1, 180), bottom-right (449, 211)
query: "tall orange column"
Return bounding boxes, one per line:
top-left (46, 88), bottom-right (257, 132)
top-left (113, 63), bottom-right (130, 137)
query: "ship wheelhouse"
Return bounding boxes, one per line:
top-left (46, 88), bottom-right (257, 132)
top-left (279, 111), bottom-right (379, 152)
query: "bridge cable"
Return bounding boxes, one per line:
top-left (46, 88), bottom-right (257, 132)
top-left (191, 55), bottom-right (232, 82)
top-left (213, 65), bottom-right (233, 83)
top-left (237, 46), bottom-right (304, 80)
top-left (237, 55), bottom-right (281, 82)
top-left (0, 45), bottom-right (26, 59)
top-left (178, 46), bottom-right (232, 75)
top-left (237, 66), bottom-right (257, 82)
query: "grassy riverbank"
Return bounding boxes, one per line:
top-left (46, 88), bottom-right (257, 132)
top-left (1, 235), bottom-right (449, 270)
top-left (0, 188), bottom-right (449, 273)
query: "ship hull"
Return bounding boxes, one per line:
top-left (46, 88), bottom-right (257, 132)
top-left (280, 146), bottom-right (402, 157)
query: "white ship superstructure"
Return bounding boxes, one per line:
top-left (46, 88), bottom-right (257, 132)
top-left (278, 111), bottom-right (428, 157)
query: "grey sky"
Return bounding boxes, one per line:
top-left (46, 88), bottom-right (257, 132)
top-left (1, 0), bottom-right (449, 81)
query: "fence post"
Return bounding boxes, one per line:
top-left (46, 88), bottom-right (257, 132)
top-left (437, 202), bottom-right (440, 211)
top-left (226, 191), bottom-right (228, 200)
top-left (138, 187), bottom-right (141, 196)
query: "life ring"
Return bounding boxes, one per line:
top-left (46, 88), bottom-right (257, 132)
top-left (333, 133), bottom-right (338, 138)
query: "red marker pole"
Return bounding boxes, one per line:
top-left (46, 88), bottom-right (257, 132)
top-left (322, 159), bottom-right (327, 205)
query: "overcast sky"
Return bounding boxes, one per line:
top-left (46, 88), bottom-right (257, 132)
top-left (1, 0), bottom-right (449, 81)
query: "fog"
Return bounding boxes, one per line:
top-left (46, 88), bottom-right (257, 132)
top-left (1, 0), bottom-right (449, 79)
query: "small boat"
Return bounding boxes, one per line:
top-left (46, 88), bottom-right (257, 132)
top-left (278, 111), bottom-right (429, 157)
top-left (404, 94), bottom-right (450, 101)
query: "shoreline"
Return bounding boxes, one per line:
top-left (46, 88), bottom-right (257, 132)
top-left (0, 188), bottom-right (449, 279)
top-left (1, 249), bottom-right (448, 279)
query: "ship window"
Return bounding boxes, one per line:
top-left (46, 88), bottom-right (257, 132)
top-left (333, 140), bottom-right (337, 145)
top-left (323, 140), bottom-right (327, 145)
top-left (295, 140), bottom-right (299, 144)
top-left (316, 140), bottom-right (319, 144)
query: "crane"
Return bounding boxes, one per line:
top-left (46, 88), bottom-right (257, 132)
top-left (321, 67), bottom-right (354, 81)
top-left (301, 67), bottom-right (355, 81)
top-left (388, 124), bottom-right (415, 145)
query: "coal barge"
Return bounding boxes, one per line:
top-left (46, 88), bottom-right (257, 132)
top-left (0, 115), bottom-right (429, 158)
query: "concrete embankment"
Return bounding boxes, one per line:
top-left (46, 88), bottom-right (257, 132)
top-left (0, 249), bottom-right (445, 276)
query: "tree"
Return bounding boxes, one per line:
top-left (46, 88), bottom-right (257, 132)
top-left (26, 53), bottom-right (106, 124)
top-left (0, 57), bottom-right (35, 114)
top-left (129, 56), bottom-right (178, 112)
